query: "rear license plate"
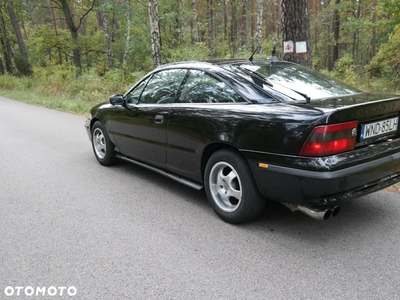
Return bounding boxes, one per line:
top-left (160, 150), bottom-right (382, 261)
top-left (360, 116), bottom-right (399, 140)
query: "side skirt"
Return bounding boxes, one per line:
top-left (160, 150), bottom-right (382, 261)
top-left (116, 154), bottom-right (204, 191)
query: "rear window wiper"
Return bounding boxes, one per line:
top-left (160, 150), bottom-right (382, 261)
top-left (288, 88), bottom-right (311, 104)
top-left (237, 67), bottom-right (273, 87)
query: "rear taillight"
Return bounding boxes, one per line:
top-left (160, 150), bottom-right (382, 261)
top-left (299, 121), bottom-right (358, 156)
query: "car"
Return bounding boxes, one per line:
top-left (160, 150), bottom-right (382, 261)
top-left (85, 58), bottom-right (400, 223)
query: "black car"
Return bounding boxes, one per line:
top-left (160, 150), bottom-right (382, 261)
top-left (85, 59), bottom-right (400, 223)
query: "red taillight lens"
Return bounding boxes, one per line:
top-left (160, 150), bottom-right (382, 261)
top-left (299, 121), bottom-right (358, 156)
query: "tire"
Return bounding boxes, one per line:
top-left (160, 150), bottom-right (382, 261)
top-left (204, 149), bottom-right (265, 224)
top-left (91, 121), bottom-right (118, 166)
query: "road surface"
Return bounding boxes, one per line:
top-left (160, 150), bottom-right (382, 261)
top-left (1, 97), bottom-right (399, 299)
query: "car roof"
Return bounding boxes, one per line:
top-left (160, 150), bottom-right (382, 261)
top-left (157, 58), bottom-right (294, 70)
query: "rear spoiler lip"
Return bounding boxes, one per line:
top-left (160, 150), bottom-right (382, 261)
top-left (310, 92), bottom-right (400, 109)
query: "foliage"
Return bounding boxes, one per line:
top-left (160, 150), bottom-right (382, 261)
top-left (163, 42), bottom-right (210, 62)
top-left (331, 54), bottom-right (357, 87)
top-left (0, 0), bottom-right (399, 109)
top-left (366, 24), bottom-right (400, 91)
top-left (13, 54), bottom-right (33, 76)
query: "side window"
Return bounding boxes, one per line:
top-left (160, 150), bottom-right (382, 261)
top-left (139, 69), bottom-right (187, 104)
top-left (178, 70), bottom-right (245, 103)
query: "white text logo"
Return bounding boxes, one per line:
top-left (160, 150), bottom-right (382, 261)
top-left (4, 286), bottom-right (77, 297)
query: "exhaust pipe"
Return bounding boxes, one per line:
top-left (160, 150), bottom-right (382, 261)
top-left (332, 206), bottom-right (340, 217)
top-left (282, 203), bottom-right (340, 221)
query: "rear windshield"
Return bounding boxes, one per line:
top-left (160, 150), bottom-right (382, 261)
top-left (226, 62), bottom-right (360, 101)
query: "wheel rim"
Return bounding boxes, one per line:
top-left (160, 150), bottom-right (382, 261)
top-left (209, 162), bottom-right (242, 213)
top-left (92, 128), bottom-right (106, 159)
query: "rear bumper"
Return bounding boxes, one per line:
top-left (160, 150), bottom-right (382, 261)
top-left (243, 140), bottom-right (400, 206)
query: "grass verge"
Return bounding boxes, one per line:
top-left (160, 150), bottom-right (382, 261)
top-left (0, 88), bottom-right (100, 115)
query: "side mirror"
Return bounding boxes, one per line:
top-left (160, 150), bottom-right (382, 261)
top-left (109, 94), bottom-right (124, 106)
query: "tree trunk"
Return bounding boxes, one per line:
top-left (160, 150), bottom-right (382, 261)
top-left (123, 0), bottom-right (132, 70)
top-left (256, 0), bottom-right (263, 56)
top-left (57, 0), bottom-right (82, 69)
top-left (0, 8), bottom-right (13, 75)
top-left (353, 0), bottom-right (361, 73)
top-left (51, 5), bottom-right (63, 64)
top-left (240, 0), bottom-right (248, 51)
top-left (101, 11), bottom-right (113, 70)
top-left (6, 1), bottom-right (28, 59)
top-left (331, 0), bottom-right (340, 70)
top-left (191, 0), bottom-right (199, 43)
top-left (0, 56), bottom-right (4, 75)
top-left (371, 0), bottom-right (377, 58)
top-left (206, 0), bottom-right (215, 58)
top-left (53, 0), bottom-right (96, 70)
top-left (148, 0), bottom-right (162, 67)
top-left (230, 0), bottom-right (238, 57)
top-left (281, 0), bottom-right (312, 67)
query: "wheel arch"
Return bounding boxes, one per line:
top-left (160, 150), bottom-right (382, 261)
top-left (90, 118), bottom-right (119, 152)
top-left (90, 117), bottom-right (102, 132)
top-left (201, 142), bottom-right (246, 181)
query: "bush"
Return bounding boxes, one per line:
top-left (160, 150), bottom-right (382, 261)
top-left (163, 42), bottom-right (210, 63)
top-left (332, 54), bottom-right (357, 86)
top-left (13, 55), bottom-right (33, 77)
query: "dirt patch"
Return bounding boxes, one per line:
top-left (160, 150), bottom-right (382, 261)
top-left (386, 182), bottom-right (400, 193)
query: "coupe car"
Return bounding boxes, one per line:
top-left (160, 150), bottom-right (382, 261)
top-left (85, 58), bottom-right (400, 223)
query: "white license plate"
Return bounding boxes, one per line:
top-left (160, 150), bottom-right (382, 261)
top-left (360, 116), bottom-right (399, 140)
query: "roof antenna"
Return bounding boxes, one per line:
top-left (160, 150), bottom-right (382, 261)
top-left (248, 47), bottom-right (259, 62)
top-left (267, 41), bottom-right (278, 61)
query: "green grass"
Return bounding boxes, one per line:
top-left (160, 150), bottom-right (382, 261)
top-left (0, 67), bottom-right (146, 115)
top-left (0, 88), bottom-right (101, 116)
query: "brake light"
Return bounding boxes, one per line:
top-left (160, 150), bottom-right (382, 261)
top-left (299, 121), bottom-right (358, 156)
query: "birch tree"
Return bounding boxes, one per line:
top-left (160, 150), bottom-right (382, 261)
top-left (191, 0), bottom-right (199, 43)
top-left (148, 0), bottom-right (161, 67)
top-left (101, 10), bottom-right (113, 70)
top-left (256, 0), bottom-right (263, 56)
top-left (122, 0), bottom-right (132, 70)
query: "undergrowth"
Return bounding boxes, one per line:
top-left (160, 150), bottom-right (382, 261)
top-left (0, 66), bottom-right (146, 115)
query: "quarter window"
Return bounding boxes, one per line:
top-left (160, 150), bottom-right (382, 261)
top-left (126, 80), bottom-right (148, 104)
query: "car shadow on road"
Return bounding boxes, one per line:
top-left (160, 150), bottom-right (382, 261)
top-left (105, 160), bottom-right (400, 247)
top-left (107, 160), bottom-right (210, 206)
top-left (245, 191), bottom-right (400, 248)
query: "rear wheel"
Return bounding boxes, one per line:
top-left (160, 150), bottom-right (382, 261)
top-left (91, 121), bottom-right (118, 166)
top-left (204, 149), bottom-right (265, 224)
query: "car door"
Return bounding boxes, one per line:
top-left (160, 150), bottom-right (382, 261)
top-left (111, 69), bottom-right (187, 165)
top-left (166, 69), bottom-right (248, 181)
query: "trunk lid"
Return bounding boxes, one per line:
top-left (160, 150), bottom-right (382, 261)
top-left (312, 92), bottom-right (400, 146)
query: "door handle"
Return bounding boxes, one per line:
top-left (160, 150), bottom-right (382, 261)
top-left (155, 115), bottom-right (164, 124)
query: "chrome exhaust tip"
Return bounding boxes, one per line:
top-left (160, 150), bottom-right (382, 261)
top-left (282, 203), bottom-right (340, 221)
top-left (332, 206), bottom-right (341, 217)
top-left (297, 205), bottom-right (332, 221)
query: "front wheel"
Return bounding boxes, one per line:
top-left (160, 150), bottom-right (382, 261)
top-left (91, 121), bottom-right (118, 166)
top-left (204, 149), bottom-right (265, 224)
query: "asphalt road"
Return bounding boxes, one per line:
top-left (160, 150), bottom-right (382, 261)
top-left (1, 96), bottom-right (400, 300)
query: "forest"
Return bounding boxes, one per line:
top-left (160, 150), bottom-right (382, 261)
top-left (0, 0), bottom-right (399, 114)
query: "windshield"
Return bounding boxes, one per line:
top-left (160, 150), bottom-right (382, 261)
top-left (233, 61), bottom-right (361, 100)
